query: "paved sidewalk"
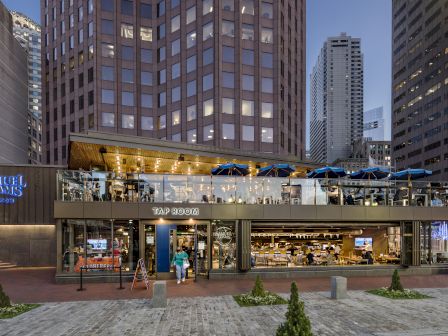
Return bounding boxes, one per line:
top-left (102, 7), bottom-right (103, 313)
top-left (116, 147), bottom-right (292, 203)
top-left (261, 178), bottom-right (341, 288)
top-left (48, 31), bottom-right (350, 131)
top-left (1, 288), bottom-right (448, 336)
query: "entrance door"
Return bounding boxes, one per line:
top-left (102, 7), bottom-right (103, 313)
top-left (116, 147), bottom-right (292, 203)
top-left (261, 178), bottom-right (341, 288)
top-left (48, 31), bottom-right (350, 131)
top-left (195, 224), bottom-right (209, 278)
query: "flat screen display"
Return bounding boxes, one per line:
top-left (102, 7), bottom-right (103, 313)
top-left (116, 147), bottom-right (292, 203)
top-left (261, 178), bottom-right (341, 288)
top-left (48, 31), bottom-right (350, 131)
top-left (88, 239), bottom-right (107, 250)
top-left (355, 237), bottom-right (372, 248)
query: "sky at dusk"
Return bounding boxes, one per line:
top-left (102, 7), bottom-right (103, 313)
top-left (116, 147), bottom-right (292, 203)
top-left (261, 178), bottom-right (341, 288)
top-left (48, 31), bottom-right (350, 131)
top-left (3, 0), bottom-right (392, 147)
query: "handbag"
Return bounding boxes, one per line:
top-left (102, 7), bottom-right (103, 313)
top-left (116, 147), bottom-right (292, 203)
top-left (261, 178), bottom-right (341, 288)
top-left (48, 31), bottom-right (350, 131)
top-left (183, 259), bottom-right (190, 269)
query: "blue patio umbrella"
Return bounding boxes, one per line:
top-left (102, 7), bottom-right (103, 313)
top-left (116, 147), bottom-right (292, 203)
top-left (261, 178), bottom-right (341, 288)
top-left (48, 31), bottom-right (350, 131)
top-left (307, 166), bottom-right (347, 179)
top-left (350, 167), bottom-right (390, 180)
top-left (390, 169), bottom-right (432, 181)
top-left (257, 164), bottom-right (295, 177)
top-left (211, 163), bottom-right (249, 176)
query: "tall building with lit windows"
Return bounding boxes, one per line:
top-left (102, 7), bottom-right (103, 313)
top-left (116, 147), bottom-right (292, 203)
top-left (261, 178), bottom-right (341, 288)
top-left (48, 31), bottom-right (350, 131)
top-left (11, 11), bottom-right (43, 164)
top-left (391, 0), bottom-right (448, 179)
top-left (41, 0), bottom-right (306, 165)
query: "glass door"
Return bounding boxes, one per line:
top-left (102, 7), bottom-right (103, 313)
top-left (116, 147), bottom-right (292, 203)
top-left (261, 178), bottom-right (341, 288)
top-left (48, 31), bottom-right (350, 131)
top-left (195, 224), bottom-right (209, 278)
top-left (144, 224), bottom-right (156, 275)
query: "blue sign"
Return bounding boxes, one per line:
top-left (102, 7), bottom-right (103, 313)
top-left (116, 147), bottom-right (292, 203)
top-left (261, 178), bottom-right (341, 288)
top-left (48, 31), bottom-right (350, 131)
top-left (0, 175), bottom-right (27, 204)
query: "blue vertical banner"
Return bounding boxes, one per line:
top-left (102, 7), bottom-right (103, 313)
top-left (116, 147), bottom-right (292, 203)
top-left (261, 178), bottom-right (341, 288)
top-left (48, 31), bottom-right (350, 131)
top-left (156, 224), bottom-right (176, 272)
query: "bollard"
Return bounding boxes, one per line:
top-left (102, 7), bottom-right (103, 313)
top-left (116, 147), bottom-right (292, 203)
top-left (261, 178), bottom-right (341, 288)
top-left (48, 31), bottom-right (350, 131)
top-left (118, 266), bottom-right (124, 290)
top-left (77, 267), bottom-right (86, 291)
top-left (330, 276), bottom-right (347, 299)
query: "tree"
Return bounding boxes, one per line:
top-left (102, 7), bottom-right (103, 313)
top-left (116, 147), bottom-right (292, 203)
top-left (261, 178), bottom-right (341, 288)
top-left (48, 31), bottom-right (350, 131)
top-left (251, 275), bottom-right (266, 297)
top-left (0, 284), bottom-right (11, 308)
top-left (276, 282), bottom-right (313, 336)
top-left (389, 269), bottom-right (404, 292)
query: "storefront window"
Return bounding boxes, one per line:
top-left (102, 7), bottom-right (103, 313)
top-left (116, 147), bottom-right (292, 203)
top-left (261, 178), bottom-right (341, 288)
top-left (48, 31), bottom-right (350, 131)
top-left (262, 177), bottom-right (290, 204)
top-left (431, 221), bottom-right (448, 263)
top-left (85, 220), bottom-right (114, 271)
top-left (212, 176), bottom-right (236, 203)
top-left (114, 221), bottom-right (139, 271)
top-left (163, 175), bottom-right (188, 203)
top-left (237, 176), bottom-right (263, 204)
top-left (62, 220), bottom-right (84, 272)
top-left (212, 221), bottom-right (236, 270)
top-left (188, 175), bottom-right (212, 203)
top-left (139, 174), bottom-right (163, 202)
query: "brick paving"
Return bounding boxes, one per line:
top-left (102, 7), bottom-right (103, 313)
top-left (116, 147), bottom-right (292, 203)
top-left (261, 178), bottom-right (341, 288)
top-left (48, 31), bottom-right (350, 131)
top-left (1, 288), bottom-right (448, 336)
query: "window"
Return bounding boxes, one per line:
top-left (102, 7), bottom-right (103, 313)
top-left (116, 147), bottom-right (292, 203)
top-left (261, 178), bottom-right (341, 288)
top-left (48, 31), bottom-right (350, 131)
top-left (222, 21), bottom-right (234, 37)
top-left (242, 24), bottom-right (254, 40)
top-left (222, 72), bottom-right (235, 88)
top-left (203, 0), bottom-right (213, 15)
top-left (261, 28), bottom-right (273, 43)
top-left (141, 3), bottom-right (152, 18)
top-left (157, 23), bottom-right (165, 39)
top-left (187, 80), bottom-right (197, 97)
top-left (122, 68), bottom-right (134, 83)
top-left (222, 123), bottom-right (234, 140)
top-left (171, 86), bottom-right (181, 102)
top-left (102, 19), bottom-right (113, 35)
top-left (222, 0), bottom-right (234, 11)
top-left (78, 6), bottom-right (83, 21)
top-left (172, 133), bottom-right (181, 142)
top-left (157, 0), bottom-right (165, 16)
top-left (140, 27), bottom-right (152, 41)
top-left (158, 69), bottom-right (166, 84)
top-left (242, 49), bottom-right (254, 65)
top-left (187, 31), bottom-right (197, 48)
top-left (158, 92), bottom-right (166, 107)
top-left (261, 52), bottom-right (273, 68)
top-left (203, 73), bottom-right (213, 91)
top-left (241, 0), bottom-right (254, 15)
top-left (186, 6), bottom-right (196, 24)
top-left (242, 75), bottom-right (254, 91)
top-left (203, 47), bottom-right (213, 65)
top-left (141, 71), bottom-right (152, 85)
top-left (203, 99), bottom-right (213, 116)
top-left (102, 112), bottom-right (115, 127)
top-left (171, 63), bottom-right (180, 79)
top-left (89, 45), bottom-right (94, 59)
top-left (157, 46), bottom-right (166, 61)
top-left (101, 66), bottom-right (114, 81)
top-left (141, 116), bottom-right (153, 130)
top-left (187, 129), bottom-right (197, 143)
top-left (203, 22), bottom-right (213, 41)
top-left (141, 94), bottom-right (152, 108)
top-left (261, 77), bottom-right (273, 93)
top-left (203, 124), bottom-right (214, 141)
top-left (121, 0), bottom-right (133, 15)
top-left (222, 98), bottom-right (234, 114)
top-left (242, 125), bottom-right (254, 141)
top-left (242, 100), bottom-right (254, 116)
top-left (102, 0), bottom-right (114, 12)
top-left (122, 91), bottom-right (134, 106)
top-left (171, 38), bottom-right (180, 56)
top-left (122, 46), bottom-right (134, 61)
top-left (171, 15), bottom-right (180, 32)
top-left (187, 105), bottom-right (196, 121)
top-left (171, 0), bottom-right (180, 8)
top-left (121, 23), bottom-right (134, 39)
top-left (261, 102), bottom-right (273, 118)
top-left (102, 89), bottom-right (114, 104)
top-left (122, 114), bottom-right (135, 129)
top-left (158, 115), bottom-right (166, 129)
top-left (88, 21), bottom-right (93, 37)
top-left (222, 46), bottom-right (235, 63)
top-left (261, 127), bottom-right (273, 143)
top-left (172, 110), bottom-right (180, 125)
top-left (261, 2), bottom-right (273, 19)
top-left (141, 48), bottom-right (152, 63)
top-left (187, 55), bottom-right (196, 73)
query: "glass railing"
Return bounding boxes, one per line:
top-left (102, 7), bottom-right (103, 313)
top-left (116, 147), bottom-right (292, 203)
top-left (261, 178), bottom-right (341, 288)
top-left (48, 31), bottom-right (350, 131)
top-left (56, 170), bottom-right (448, 207)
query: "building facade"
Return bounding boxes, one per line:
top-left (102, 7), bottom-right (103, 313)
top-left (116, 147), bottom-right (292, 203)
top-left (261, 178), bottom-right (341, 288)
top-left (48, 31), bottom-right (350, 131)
top-left (11, 11), bottom-right (43, 165)
top-left (41, 0), bottom-right (306, 165)
top-left (392, 0), bottom-right (448, 180)
top-left (364, 106), bottom-right (386, 141)
top-left (310, 33), bottom-right (364, 164)
top-left (0, 1), bottom-right (28, 164)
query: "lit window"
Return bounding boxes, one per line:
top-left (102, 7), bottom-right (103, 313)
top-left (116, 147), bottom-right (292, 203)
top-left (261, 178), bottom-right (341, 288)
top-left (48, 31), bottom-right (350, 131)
top-left (222, 98), bottom-right (234, 114)
top-left (222, 20), bottom-right (234, 37)
top-left (121, 23), bottom-right (134, 38)
top-left (158, 114), bottom-right (166, 129)
top-left (172, 110), bottom-right (180, 125)
top-left (203, 99), bottom-right (213, 116)
top-left (261, 102), bottom-right (273, 118)
top-left (242, 125), bottom-right (254, 141)
top-left (241, 100), bottom-right (254, 116)
top-left (122, 114), bottom-right (135, 129)
top-left (186, 6), bottom-right (196, 24)
top-left (140, 27), bottom-right (152, 41)
top-left (187, 129), bottom-right (197, 143)
top-left (203, 21), bottom-right (213, 41)
top-left (261, 28), bottom-right (273, 43)
top-left (171, 15), bottom-right (180, 32)
top-left (222, 123), bottom-right (235, 140)
top-left (101, 112), bottom-right (115, 127)
top-left (187, 31), bottom-right (197, 48)
top-left (141, 116), bottom-right (153, 130)
top-left (241, 24), bottom-right (254, 40)
top-left (203, 0), bottom-right (213, 15)
top-left (261, 127), bottom-right (273, 143)
top-left (187, 105), bottom-right (197, 121)
top-left (203, 124), bottom-right (214, 141)
top-left (241, 0), bottom-right (254, 15)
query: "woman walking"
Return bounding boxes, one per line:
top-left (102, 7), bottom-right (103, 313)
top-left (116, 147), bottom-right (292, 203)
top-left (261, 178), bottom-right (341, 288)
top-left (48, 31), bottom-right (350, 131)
top-left (171, 246), bottom-right (189, 284)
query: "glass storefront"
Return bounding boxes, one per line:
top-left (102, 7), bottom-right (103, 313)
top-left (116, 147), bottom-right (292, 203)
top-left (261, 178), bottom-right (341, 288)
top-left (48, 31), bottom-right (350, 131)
top-left (211, 220), bottom-right (236, 270)
top-left (421, 221), bottom-right (448, 264)
top-left (251, 225), bottom-right (401, 268)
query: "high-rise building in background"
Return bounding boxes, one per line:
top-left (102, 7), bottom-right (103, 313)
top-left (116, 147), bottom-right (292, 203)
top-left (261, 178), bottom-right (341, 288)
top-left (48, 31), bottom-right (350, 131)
top-left (42, 0), bottom-right (306, 165)
top-left (392, 0), bottom-right (448, 179)
top-left (310, 33), bottom-right (364, 164)
top-left (11, 11), bottom-right (43, 164)
top-left (0, 1), bottom-right (28, 164)
top-left (364, 106), bottom-right (386, 141)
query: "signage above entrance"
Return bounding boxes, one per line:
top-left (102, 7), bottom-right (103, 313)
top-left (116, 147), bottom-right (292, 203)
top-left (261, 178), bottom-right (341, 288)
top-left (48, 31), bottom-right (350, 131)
top-left (152, 207), bottom-right (199, 216)
top-left (0, 175), bottom-right (27, 204)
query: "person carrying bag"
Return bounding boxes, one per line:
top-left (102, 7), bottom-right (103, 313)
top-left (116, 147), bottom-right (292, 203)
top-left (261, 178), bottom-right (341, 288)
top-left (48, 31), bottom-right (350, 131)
top-left (171, 246), bottom-right (189, 284)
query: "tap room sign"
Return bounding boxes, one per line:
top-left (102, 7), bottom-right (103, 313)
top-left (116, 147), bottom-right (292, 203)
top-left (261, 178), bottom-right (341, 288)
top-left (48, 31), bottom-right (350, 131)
top-left (0, 175), bottom-right (27, 204)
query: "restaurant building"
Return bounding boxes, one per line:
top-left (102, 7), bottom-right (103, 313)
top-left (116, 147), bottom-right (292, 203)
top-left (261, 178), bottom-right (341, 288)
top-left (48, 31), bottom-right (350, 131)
top-left (1, 131), bottom-right (448, 282)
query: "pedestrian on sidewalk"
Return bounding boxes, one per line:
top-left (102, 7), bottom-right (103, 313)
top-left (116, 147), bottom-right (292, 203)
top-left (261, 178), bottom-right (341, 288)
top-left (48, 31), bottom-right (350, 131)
top-left (171, 246), bottom-right (189, 284)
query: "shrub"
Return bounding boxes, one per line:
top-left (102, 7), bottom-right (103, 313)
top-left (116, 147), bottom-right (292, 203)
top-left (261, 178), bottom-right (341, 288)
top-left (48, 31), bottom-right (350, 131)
top-left (251, 275), bottom-right (266, 297)
top-left (276, 282), bottom-right (313, 336)
top-left (389, 270), bottom-right (404, 292)
top-left (0, 284), bottom-right (11, 308)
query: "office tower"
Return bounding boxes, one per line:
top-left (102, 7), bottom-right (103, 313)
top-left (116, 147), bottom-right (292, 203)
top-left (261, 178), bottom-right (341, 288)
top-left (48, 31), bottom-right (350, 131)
top-left (364, 106), bottom-right (386, 141)
top-left (11, 11), bottom-right (43, 164)
top-left (41, 0), bottom-right (306, 165)
top-left (392, 0), bottom-right (448, 179)
top-left (310, 33), bottom-right (364, 164)
top-left (0, 1), bottom-right (28, 164)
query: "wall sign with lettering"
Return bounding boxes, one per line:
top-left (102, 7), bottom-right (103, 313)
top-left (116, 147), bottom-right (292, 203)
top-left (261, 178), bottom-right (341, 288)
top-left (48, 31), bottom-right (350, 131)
top-left (0, 175), bottom-right (27, 204)
top-left (152, 207), bottom-right (200, 216)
